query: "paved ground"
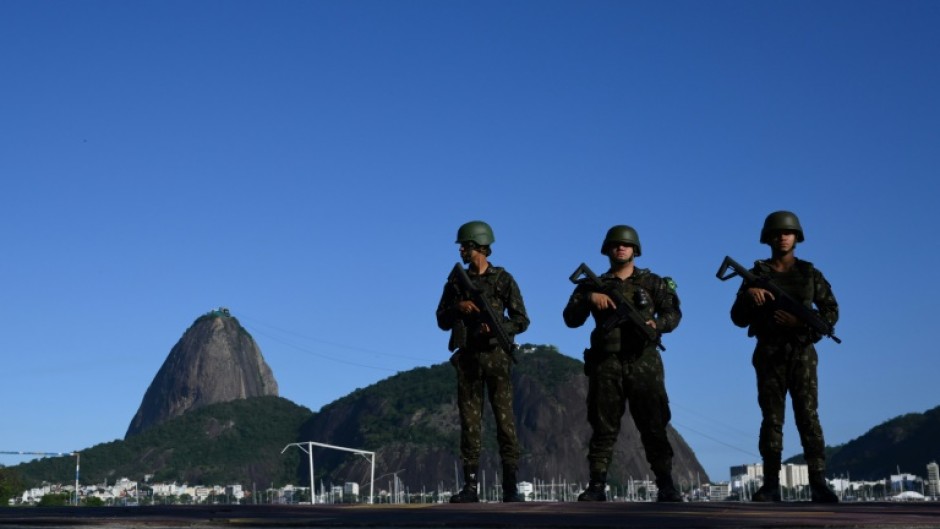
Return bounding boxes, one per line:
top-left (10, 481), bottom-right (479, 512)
top-left (2, 502), bottom-right (940, 529)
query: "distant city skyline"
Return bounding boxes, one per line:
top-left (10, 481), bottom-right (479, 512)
top-left (11, 463), bottom-right (939, 505)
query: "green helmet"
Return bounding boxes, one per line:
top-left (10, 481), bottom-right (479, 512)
top-left (456, 220), bottom-right (495, 246)
top-left (760, 210), bottom-right (805, 243)
top-left (601, 225), bottom-right (641, 256)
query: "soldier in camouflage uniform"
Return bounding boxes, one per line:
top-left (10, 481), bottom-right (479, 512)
top-left (564, 225), bottom-right (683, 502)
top-left (730, 211), bottom-right (839, 503)
top-left (436, 220), bottom-right (529, 503)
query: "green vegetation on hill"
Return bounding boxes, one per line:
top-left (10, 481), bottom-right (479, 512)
top-left (312, 344), bottom-right (575, 451)
top-left (785, 405), bottom-right (940, 480)
top-left (827, 405), bottom-right (940, 480)
top-left (0, 467), bottom-right (25, 505)
top-left (325, 363), bottom-right (457, 448)
top-left (515, 344), bottom-right (581, 385)
top-left (13, 397), bottom-right (313, 488)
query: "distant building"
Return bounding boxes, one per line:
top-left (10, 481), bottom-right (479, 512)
top-left (890, 473), bottom-right (919, 493)
top-left (331, 485), bottom-right (344, 502)
top-left (709, 482), bottom-right (731, 502)
top-left (114, 478), bottom-right (137, 493)
top-left (829, 477), bottom-right (850, 493)
top-left (730, 463), bottom-right (762, 498)
top-left (730, 462), bottom-right (808, 493)
top-left (151, 482), bottom-right (177, 496)
top-left (781, 464), bottom-right (808, 488)
top-left (517, 481), bottom-right (534, 501)
top-left (193, 486), bottom-right (211, 501)
top-left (344, 482), bottom-right (359, 498)
top-left (730, 463), bottom-right (764, 484)
top-left (225, 484), bottom-right (244, 500)
top-left (927, 462), bottom-right (939, 498)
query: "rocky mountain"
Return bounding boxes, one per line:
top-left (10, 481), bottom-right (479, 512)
top-left (297, 345), bottom-right (710, 490)
top-left (125, 309), bottom-right (279, 438)
top-left (13, 344), bottom-right (711, 493)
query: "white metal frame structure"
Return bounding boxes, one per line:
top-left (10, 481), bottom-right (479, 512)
top-left (281, 442), bottom-right (375, 504)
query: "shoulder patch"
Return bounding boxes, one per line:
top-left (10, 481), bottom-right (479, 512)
top-left (664, 277), bottom-right (678, 292)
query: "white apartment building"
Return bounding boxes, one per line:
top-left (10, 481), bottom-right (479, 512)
top-left (730, 463), bottom-right (808, 489)
top-left (225, 484), bottom-right (245, 500)
top-left (927, 461), bottom-right (939, 498)
top-left (780, 463), bottom-right (809, 488)
top-left (709, 482), bottom-right (731, 502)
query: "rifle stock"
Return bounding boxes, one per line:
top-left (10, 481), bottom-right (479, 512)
top-left (451, 263), bottom-right (518, 362)
top-left (716, 255), bottom-right (841, 344)
top-left (568, 262), bottom-right (665, 351)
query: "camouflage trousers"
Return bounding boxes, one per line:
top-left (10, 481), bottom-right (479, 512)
top-left (752, 340), bottom-right (826, 472)
top-left (585, 346), bottom-right (674, 479)
top-left (453, 346), bottom-right (520, 467)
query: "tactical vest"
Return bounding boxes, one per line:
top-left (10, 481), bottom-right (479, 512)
top-left (748, 259), bottom-right (816, 339)
top-left (589, 269), bottom-right (658, 353)
top-left (448, 267), bottom-right (509, 351)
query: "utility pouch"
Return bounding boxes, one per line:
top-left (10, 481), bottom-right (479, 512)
top-left (583, 348), bottom-right (603, 376)
top-left (449, 322), bottom-right (468, 352)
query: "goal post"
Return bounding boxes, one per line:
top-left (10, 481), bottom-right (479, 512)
top-left (281, 442), bottom-right (375, 504)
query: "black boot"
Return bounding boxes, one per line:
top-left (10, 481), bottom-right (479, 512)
top-left (810, 473), bottom-right (839, 503)
top-left (502, 463), bottom-right (525, 502)
top-left (656, 475), bottom-right (683, 503)
top-left (578, 472), bottom-right (607, 502)
top-left (450, 465), bottom-right (480, 503)
top-left (752, 477), bottom-right (781, 502)
top-left (753, 458), bottom-right (782, 502)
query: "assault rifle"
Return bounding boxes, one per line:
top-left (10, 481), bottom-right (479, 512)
top-left (451, 263), bottom-right (518, 362)
top-left (716, 256), bottom-right (841, 344)
top-left (568, 262), bottom-right (665, 351)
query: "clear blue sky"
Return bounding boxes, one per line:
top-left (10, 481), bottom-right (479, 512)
top-left (2, 1), bottom-right (938, 483)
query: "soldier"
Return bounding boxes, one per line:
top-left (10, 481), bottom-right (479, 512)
top-left (564, 225), bottom-right (683, 502)
top-left (730, 211), bottom-right (839, 503)
top-left (436, 221), bottom-right (529, 503)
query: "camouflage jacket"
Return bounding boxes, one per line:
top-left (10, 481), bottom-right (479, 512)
top-left (730, 258), bottom-right (839, 343)
top-left (436, 264), bottom-right (529, 352)
top-left (563, 267), bottom-right (681, 353)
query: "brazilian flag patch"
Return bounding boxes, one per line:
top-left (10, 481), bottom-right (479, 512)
top-left (664, 277), bottom-right (678, 292)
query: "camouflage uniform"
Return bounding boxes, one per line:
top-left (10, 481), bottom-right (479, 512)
top-left (436, 265), bottom-right (529, 468)
top-left (730, 259), bottom-right (839, 477)
top-left (563, 268), bottom-right (681, 487)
